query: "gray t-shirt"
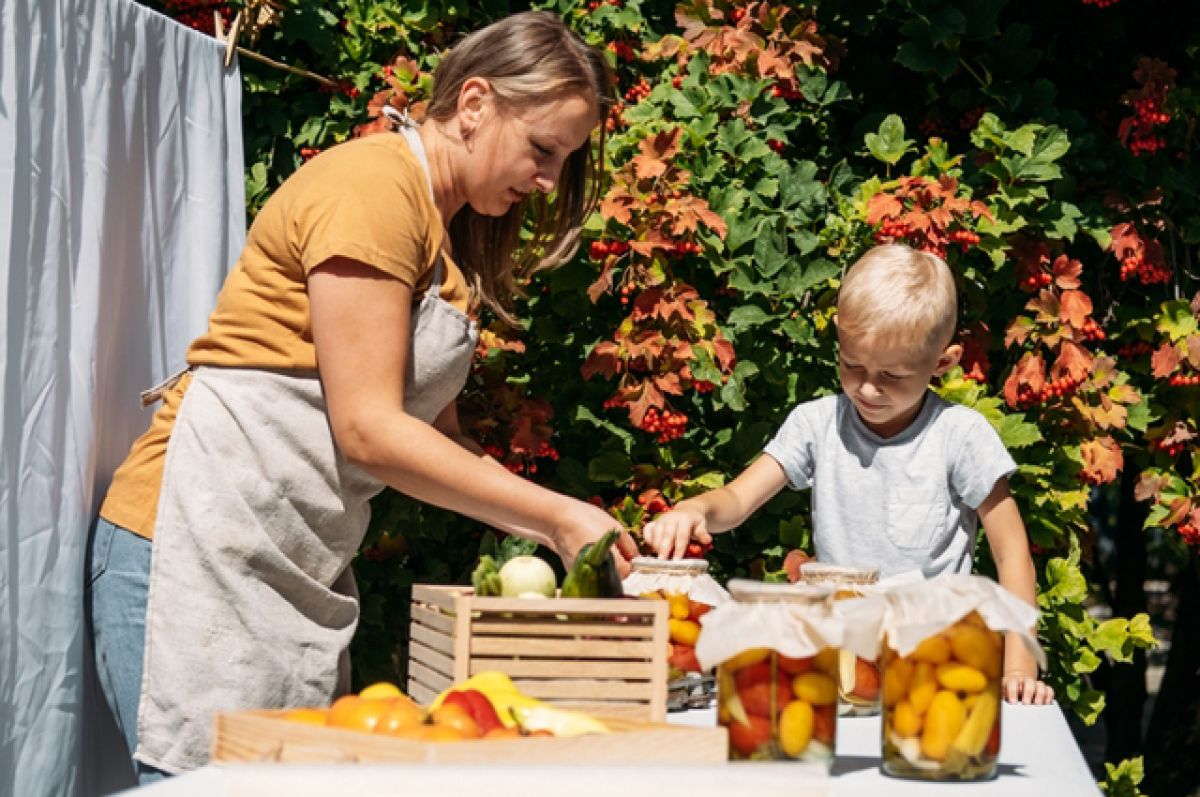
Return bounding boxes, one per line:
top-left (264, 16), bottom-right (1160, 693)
top-left (762, 392), bottom-right (1017, 579)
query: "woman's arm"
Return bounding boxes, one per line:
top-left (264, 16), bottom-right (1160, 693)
top-left (978, 478), bottom-right (1055, 705)
top-left (309, 257), bottom-right (635, 569)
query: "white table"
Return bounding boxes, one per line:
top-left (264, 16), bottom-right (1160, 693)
top-left (126, 703), bottom-right (1099, 796)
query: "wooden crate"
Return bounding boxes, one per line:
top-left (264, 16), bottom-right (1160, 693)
top-left (407, 584), bottom-right (669, 722)
top-left (212, 709), bottom-right (727, 765)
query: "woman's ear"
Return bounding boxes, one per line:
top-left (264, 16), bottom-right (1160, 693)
top-left (456, 77), bottom-right (492, 139)
top-left (933, 343), bottom-right (963, 376)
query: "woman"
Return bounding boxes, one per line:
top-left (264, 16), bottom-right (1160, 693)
top-left (86, 11), bottom-right (635, 780)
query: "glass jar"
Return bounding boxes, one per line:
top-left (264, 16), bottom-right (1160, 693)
top-left (627, 557), bottom-right (715, 675)
top-left (799, 563), bottom-right (881, 717)
top-left (715, 582), bottom-right (838, 764)
top-left (880, 611), bottom-right (1002, 781)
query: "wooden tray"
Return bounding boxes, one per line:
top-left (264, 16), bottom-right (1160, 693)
top-left (407, 584), bottom-right (670, 722)
top-left (212, 709), bottom-right (728, 764)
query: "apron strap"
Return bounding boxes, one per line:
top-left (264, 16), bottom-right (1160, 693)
top-left (139, 366), bottom-right (190, 408)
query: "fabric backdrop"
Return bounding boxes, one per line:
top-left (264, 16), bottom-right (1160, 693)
top-left (0, 0), bottom-right (244, 793)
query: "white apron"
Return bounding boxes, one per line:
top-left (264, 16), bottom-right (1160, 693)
top-left (135, 125), bottom-right (477, 773)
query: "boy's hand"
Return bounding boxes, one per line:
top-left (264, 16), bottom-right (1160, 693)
top-left (643, 509), bottom-right (711, 559)
top-left (1002, 671), bottom-right (1055, 705)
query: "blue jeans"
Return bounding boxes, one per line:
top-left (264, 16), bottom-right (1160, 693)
top-left (86, 517), bottom-right (170, 785)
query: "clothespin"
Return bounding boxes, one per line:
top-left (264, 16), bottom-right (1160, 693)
top-left (213, 10), bottom-right (244, 69)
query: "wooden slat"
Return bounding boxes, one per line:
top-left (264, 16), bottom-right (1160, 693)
top-left (410, 584), bottom-right (465, 612)
top-left (468, 658), bottom-right (653, 679)
top-left (406, 680), bottom-right (440, 706)
top-left (468, 595), bottom-right (660, 617)
top-left (408, 659), bottom-right (453, 697)
top-left (648, 599), bottom-right (669, 722)
top-left (408, 639), bottom-right (455, 679)
top-left (410, 604), bottom-right (455, 635)
top-left (470, 618), bottom-right (655, 638)
top-left (513, 679), bottom-right (652, 701)
top-left (471, 636), bottom-right (657, 659)
top-left (212, 709), bottom-right (729, 765)
top-left (409, 622), bottom-right (455, 657)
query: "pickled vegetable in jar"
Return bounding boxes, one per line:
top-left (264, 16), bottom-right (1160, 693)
top-left (881, 611), bottom-right (1002, 781)
top-left (698, 580), bottom-right (843, 765)
top-left (799, 563), bottom-right (882, 717)
top-left (622, 557), bottom-right (728, 676)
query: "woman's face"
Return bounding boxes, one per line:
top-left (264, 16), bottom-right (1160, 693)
top-left (462, 87), bottom-right (597, 217)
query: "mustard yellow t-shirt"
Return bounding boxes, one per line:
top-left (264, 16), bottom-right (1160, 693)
top-left (101, 132), bottom-right (470, 539)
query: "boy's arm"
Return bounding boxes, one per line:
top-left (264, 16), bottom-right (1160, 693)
top-left (644, 455), bottom-right (790, 558)
top-left (978, 477), bottom-right (1055, 705)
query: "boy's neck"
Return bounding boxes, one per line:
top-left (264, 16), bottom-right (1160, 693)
top-left (852, 391), bottom-right (929, 439)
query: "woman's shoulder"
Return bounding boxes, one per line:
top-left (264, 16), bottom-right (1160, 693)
top-left (282, 133), bottom-right (430, 205)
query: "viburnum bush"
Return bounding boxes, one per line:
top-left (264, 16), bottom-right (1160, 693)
top-left (149, 0), bottom-right (1200, 791)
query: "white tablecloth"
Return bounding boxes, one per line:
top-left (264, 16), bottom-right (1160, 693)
top-left (127, 703), bottom-right (1099, 796)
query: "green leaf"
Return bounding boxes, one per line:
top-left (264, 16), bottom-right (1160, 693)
top-left (996, 413), bottom-right (1043, 449)
top-left (572, 405), bottom-right (634, 451)
top-left (1157, 300), bottom-right (1198, 341)
top-left (753, 218), bottom-right (790, 278)
top-left (864, 114), bottom-right (917, 166)
top-left (778, 515), bottom-right (810, 549)
top-left (1038, 201), bottom-right (1082, 240)
top-left (1006, 126), bottom-right (1071, 182)
top-left (1101, 757), bottom-right (1146, 797)
top-left (777, 258), bottom-right (840, 299)
top-left (587, 448), bottom-right (633, 486)
top-left (726, 304), bottom-right (775, 330)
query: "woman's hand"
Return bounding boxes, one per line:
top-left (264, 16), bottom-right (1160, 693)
top-left (551, 500), bottom-right (639, 576)
top-left (643, 508), bottom-right (711, 560)
top-left (1002, 671), bottom-right (1055, 705)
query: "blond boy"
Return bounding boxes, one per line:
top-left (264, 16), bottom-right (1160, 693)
top-left (644, 244), bottom-right (1053, 704)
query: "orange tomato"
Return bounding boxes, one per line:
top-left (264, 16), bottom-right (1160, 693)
top-left (283, 707), bottom-right (328, 726)
top-left (851, 657), bottom-right (881, 701)
top-left (813, 704), bottom-right (836, 745)
top-left (374, 701), bottom-right (425, 735)
top-left (483, 725), bottom-right (522, 740)
top-left (429, 702), bottom-right (482, 739)
top-left (327, 695), bottom-right (392, 733)
top-left (777, 654), bottom-right (814, 676)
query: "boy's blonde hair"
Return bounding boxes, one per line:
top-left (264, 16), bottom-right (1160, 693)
top-left (836, 244), bottom-right (957, 356)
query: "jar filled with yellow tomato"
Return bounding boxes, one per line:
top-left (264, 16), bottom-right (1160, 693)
top-left (623, 557), bottom-right (728, 676)
top-left (873, 574), bottom-right (1044, 782)
top-left (697, 580), bottom-right (843, 764)
top-left (881, 611), bottom-right (1002, 780)
top-left (799, 563), bottom-right (882, 717)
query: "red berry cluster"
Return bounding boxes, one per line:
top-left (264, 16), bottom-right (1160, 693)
top-left (637, 491), bottom-right (669, 515)
top-left (1122, 97), bottom-right (1171, 156)
top-left (694, 380), bottom-right (717, 394)
top-left (685, 541), bottom-right (714, 558)
top-left (1082, 0), bottom-right (1121, 6)
top-left (949, 229), bottom-right (981, 252)
top-left (1014, 374), bottom-right (1084, 408)
top-left (1178, 521), bottom-right (1200, 547)
top-left (624, 77), bottom-right (652, 103)
top-left (1081, 318), bottom-right (1106, 342)
top-left (1020, 269), bottom-right (1053, 291)
top-left (771, 82), bottom-right (803, 101)
top-left (641, 407), bottom-right (687, 443)
top-left (607, 41), bottom-right (636, 62)
top-left (589, 240), bottom-right (631, 260)
top-left (619, 283), bottom-right (634, 305)
top-left (918, 117), bottom-right (945, 139)
top-left (729, 7), bottom-right (747, 24)
top-left (1169, 373), bottom-right (1200, 387)
top-left (767, 139), bottom-right (787, 153)
top-left (1153, 438), bottom-right (1187, 457)
top-left (1119, 254), bottom-right (1171, 285)
top-left (162, 0), bottom-right (231, 33)
top-left (606, 102), bottom-right (627, 133)
top-left (586, 0), bottom-right (622, 9)
top-left (959, 106), bottom-right (987, 131)
top-left (1116, 341), bottom-right (1154, 358)
top-left (300, 147), bottom-right (322, 161)
top-left (669, 240), bottom-right (703, 258)
top-left (672, 76), bottom-right (683, 89)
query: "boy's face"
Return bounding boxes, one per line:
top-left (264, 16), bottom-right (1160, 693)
top-left (837, 330), bottom-right (961, 439)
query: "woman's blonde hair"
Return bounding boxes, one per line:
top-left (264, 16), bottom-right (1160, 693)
top-left (836, 244), bottom-right (958, 356)
top-left (425, 11), bottom-right (615, 323)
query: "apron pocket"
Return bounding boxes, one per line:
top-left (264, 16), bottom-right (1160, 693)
top-left (887, 488), bottom-right (947, 551)
top-left (87, 518), bottom-right (116, 586)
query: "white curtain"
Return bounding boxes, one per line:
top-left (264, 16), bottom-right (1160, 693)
top-left (0, 0), bottom-right (244, 794)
